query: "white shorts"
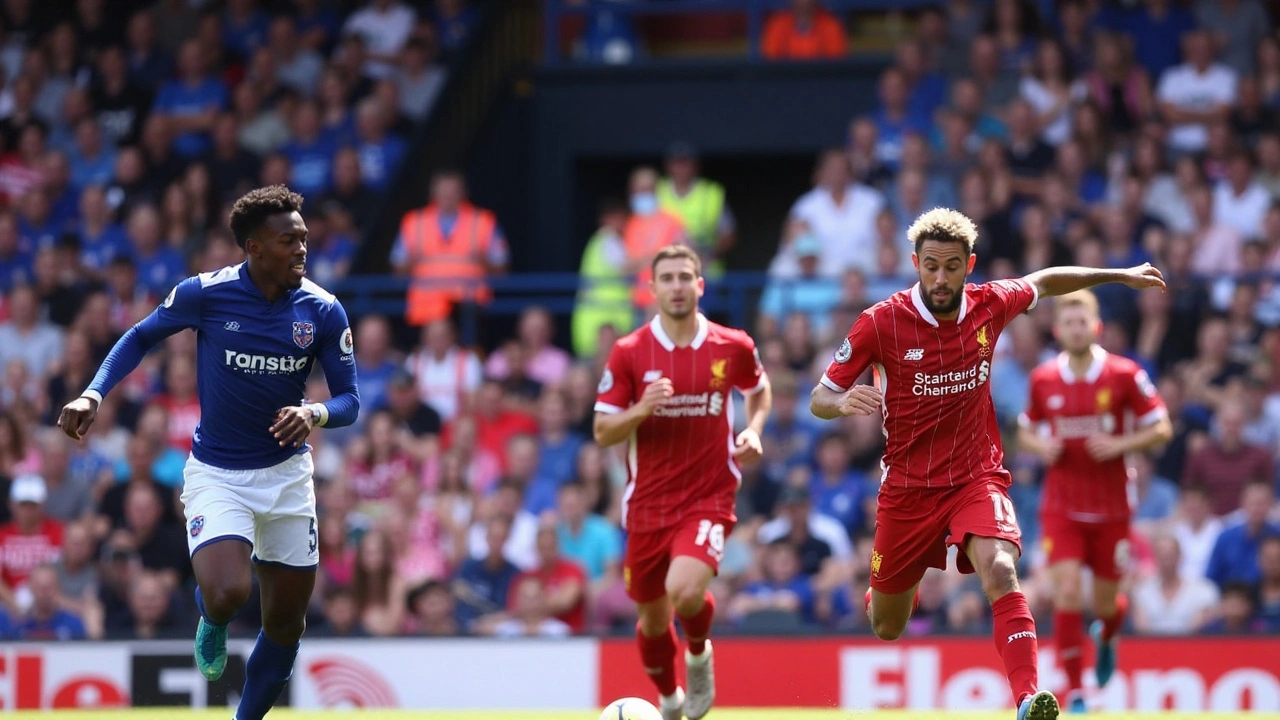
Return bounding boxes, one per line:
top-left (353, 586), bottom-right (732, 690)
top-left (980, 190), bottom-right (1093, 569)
top-left (180, 452), bottom-right (319, 569)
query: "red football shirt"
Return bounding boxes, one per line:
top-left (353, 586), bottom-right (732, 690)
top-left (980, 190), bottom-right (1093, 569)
top-left (0, 519), bottom-right (63, 588)
top-left (511, 559), bottom-right (588, 632)
top-left (822, 280), bottom-right (1038, 490)
top-left (1020, 346), bottom-right (1167, 521)
top-left (595, 314), bottom-right (767, 533)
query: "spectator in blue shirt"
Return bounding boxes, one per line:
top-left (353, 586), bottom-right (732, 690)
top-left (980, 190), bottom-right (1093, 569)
top-left (124, 205), bottom-right (185, 296)
top-left (536, 389), bottom-right (585, 486)
top-left (282, 99), bottom-right (337, 197)
top-left (759, 236), bottom-right (841, 336)
top-left (511, 435), bottom-right (561, 517)
top-left (871, 68), bottom-right (931, 172)
top-left (1115, 0), bottom-right (1196, 81)
top-left (352, 97), bottom-right (407, 191)
top-left (0, 214), bottom-right (34, 292)
top-left (897, 39), bottom-right (949, 121)
top-left (453, 516), bottom-right (521, 632)
top-left (17, 189), bottom-right (66, 255)
top-left (351, 316), bottom-right (401, 414)
top-left (76, 186), bottom-right (130, 275)
top-left (293, 0), bottom-right (343, 55)
top-left (67, 119), bottom-right (117, 192)
top-left (1206, 482), bottom-right (1280, 589)
top-left (554, 481), bottom-right (621, 584)
top-left (429, 0), bottom-right (479, 58)
top-left (151, 40), bottom-right (229, 159)
top-left (222, 0), bottom-right (271, 64)
top-left (759, 373), bottom-right (820, 487)
top-left (1133, 451), bottom-right (1180, 522)
top-left (125, 12), bottom-right (172, 90)
top-left (727, 540), bottom-right (815, 625)
top-left (14, 565), bottom-right (88, 640)
top-left (810, 433), bottom-right (870, 536)
top-left (42, 154), bottom-right (81, 231)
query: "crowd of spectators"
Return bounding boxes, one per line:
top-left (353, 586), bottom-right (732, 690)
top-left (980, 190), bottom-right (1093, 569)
top-left (3, 0), bottom-right (1280, 645)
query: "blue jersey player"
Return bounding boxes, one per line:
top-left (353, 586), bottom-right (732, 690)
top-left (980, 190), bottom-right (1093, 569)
top-left (57, 186), bottom-right (359, 720)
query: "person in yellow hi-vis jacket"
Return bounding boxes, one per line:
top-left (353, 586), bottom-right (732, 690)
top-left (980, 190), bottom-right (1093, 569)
top-left (656, 143), bottom-right (736, 279)
top-left (572, 197), bottom-right (635, 359)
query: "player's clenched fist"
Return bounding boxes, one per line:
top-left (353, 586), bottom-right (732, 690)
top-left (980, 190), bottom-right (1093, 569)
top-left (838, 385), bottom-right (882, 416)
top-left (637, 378), bottom-right (674, 416)
top-left (271, 406), bottom-right (315, 448)
top-left (733, 427), bottom-right (764, 465)
top-left (56, 397), bottom-right (99, 440)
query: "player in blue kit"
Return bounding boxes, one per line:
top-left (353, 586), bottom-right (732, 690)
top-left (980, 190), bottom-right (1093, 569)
top-left (57, 186), bottom-right (359, 720)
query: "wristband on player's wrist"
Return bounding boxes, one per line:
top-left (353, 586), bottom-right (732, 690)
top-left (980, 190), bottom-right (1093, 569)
top-left (307, 403), bottom-right (329, 427)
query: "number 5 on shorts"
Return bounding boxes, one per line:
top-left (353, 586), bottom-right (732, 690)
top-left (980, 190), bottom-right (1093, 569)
top-left (991, 493), bottom-right (1018, 534)
top-left (694, 520), bottom-right (725, 561)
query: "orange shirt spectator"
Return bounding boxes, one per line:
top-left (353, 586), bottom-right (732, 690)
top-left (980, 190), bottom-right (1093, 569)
top-left (762, 0), bottom-right (847, 61)
top-left (624, 166), bottom-right (685, 310)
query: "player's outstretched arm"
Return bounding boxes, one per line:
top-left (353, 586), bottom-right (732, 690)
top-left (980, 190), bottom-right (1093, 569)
top-left (58, 279), bottom-right (202, 440)
top-left (309, 299), bottom-right (361, 430)
top-left (1023, 263), bottom-right (1166, 299)
top-left (809, 383), bottom-right (882, 420)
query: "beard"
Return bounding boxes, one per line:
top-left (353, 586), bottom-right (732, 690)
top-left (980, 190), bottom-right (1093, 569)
top-left (922, 285), bottom-right (963, 314)
top-left (661, 300), bottom-right (694, 320)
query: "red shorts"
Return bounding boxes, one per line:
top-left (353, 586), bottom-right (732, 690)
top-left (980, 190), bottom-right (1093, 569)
top-left (870, 480), bottom-right (1023, 595)
top-left (624, 515), bottom-right (736, 604)
top-left (1040, 514), bottom-right (1131, 580)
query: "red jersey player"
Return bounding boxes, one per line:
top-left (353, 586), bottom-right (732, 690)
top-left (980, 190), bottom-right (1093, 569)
top-left (1016, 290), bottom-right (1171, 713)
top-left (808, 209), bottom-right (1165, 720)
top-left (594, 245), bottom-right (772, 720)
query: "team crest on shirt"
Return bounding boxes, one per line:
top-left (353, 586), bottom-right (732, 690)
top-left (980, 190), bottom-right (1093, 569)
top-left (710, 358), bottom-right (728, 388)
top-left (189, 515), bottom-right (205, 538)
top-left (869, 549), bottom-right (883, 577)
top-left (835, 338), bottom-right (852, 363)
top-left (1096, 388), bottom-right (1112, 412)
top-left (292, 321), bottom-right (316, 349)
top-left (975, 324), bottom-right (992, 358)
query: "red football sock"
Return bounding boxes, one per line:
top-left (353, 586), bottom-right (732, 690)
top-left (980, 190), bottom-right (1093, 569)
top-left (678, 591), bottom-right (715, 656)
top-left (992, 591), bottom-right (1039, 707)
top-left (1055, 610), bottom-right (1084, 695)
top-left (636, 623), bottom-right (678, 697)
top-left (1099, 593), bottom-right (1127, 642)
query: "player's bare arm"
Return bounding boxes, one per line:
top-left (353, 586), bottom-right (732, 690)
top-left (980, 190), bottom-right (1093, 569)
top-left (1023, 263), bottom-right (1166, 298)
top-left (593, 377), bottom-right (674, 447)
top-left (1016, 421), bottom-right (1064, 465)
top-left (732, 376), bottom-right (773, 465)
top-left (809, 384), bottom-right (882, 420)
top-left (1085, 412), bottom-right (1173, 462)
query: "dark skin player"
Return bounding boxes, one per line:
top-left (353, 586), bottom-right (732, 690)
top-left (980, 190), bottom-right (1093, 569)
top-left (56, 200), bottom-right (319, 651)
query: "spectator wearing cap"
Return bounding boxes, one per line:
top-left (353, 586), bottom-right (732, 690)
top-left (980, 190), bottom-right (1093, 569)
top-left (572, 197), bottom-right (632, 359)
top-left (0, 475), bottom-right (64, 610)
top-left (656, 143), bottom-right (735, 279)
top-left (761, 0), bottom-right (846, 61)
top-left (622, 166), bottom-right (685, 314)
top-left (392, 170), bottom-right (509, 327)
top-left (1157, 30), bottom-right (1238, 156)
top-left (759, 231), bottom-right (840, 341)
top-left (757, 483), bottom-right (851, 576)
top-left (1206, 481), bottom-right (1280, 589)
top-left (12, 563), bottom-right (85, 640)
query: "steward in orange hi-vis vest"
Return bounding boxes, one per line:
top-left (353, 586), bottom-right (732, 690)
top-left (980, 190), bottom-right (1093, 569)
top-left (399, 201), bottom-right (497, 326)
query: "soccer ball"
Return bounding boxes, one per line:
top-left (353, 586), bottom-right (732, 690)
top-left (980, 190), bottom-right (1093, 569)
top-left (599, 697), bottom-right (663, 720)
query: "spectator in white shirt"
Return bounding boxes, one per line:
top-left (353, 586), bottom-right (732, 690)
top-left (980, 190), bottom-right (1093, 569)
top-left (0, 286), bottom-right (64, 382)
top-left (757, 484), bottom-right (853, 562)
top-left (1133, 534), bottom-right (1221, 635)
top-left (785, 149), bottom-right (884, 278)
top-left (1157, 30), bottom-right (1238, 155)
top-left (396, 38), bottom-right (447, 122)
top-left (342, 0), bottom-right (417, 80)
top-left (405, 318), bottom-right (483, 421)
top-left (1189, 184), bottom-right (1244, 275)
top-left (1172, 485), bottom-right (1224, 580)
top-left (1213, 150), bottom-right (1272, 240)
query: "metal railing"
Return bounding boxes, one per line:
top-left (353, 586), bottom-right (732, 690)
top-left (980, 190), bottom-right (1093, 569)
top-left (542, 0), bottom-right (938, 66)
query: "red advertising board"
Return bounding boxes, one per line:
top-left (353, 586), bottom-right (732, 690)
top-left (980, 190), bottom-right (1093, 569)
top-left (598, 637), bottom-right (1280, 711)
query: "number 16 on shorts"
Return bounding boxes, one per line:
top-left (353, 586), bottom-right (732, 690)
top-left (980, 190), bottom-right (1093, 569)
top-left (693, 519), bottom-right (725, 562)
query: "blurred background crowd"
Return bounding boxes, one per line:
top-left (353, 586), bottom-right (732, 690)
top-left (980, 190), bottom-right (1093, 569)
top-left (1, 0), bottom-right (1280, 644)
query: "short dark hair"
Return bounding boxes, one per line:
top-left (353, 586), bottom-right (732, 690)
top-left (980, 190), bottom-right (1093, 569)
top-left (228, 185), bottom-right (304, 249)
top-left (650, 244), bottom-right (702, 277)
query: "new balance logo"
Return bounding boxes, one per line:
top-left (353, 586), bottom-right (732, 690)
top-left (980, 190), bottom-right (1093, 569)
top-left (1007, 631), bottom-right (1037, 643)
top-left (224, 321), bottom-right (241, 331)
top-left (903, 348), bottom-right (925, 361)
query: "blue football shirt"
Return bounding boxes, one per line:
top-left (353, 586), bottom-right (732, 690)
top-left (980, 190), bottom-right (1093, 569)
top-left (86, 263), bottom-right (360, 470)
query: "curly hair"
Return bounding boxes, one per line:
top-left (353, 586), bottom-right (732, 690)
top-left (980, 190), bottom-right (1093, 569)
top-left (905, 207), bottom-right (979, 255)
top-left (228, 185), bottom-right (304, 249)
